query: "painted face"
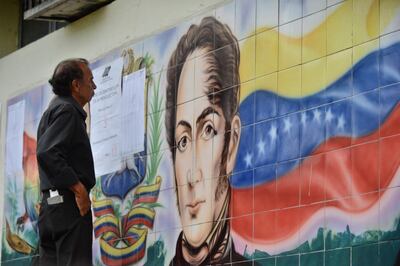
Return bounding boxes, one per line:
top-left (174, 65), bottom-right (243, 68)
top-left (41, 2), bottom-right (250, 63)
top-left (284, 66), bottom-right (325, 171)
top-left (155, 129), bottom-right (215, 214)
top-left (78, 63), bottom-right (96, 105)
top-left (174, 48), bottom-right (229, 247)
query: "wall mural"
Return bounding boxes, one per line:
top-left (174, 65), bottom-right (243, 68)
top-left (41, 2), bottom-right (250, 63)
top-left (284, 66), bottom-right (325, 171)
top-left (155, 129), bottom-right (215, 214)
top-left (2, 0), bottom-right (400, 265)
top-left (2, 85), bottom-right (51, 265)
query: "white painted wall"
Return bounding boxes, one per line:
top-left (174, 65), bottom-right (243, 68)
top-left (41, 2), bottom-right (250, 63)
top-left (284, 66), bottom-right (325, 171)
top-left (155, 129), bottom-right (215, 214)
top-left (0, 0), bottom-right (227, 256)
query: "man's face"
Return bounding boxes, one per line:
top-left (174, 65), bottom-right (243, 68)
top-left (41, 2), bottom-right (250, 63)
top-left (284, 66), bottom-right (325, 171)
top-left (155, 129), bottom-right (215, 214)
top-left (174, 49), bottom-right (229, 247)
top-left (78, 63), bottom-right (96, 105)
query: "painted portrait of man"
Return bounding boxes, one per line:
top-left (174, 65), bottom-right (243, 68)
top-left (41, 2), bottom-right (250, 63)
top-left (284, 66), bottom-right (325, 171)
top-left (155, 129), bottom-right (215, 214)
top-left (165, 16), bottom-right (247, 265)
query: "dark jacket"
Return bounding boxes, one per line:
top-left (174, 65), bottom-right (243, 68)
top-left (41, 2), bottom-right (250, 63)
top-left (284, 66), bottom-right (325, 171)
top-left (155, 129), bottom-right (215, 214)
top-left (36, 95), bottom-right (95, 191)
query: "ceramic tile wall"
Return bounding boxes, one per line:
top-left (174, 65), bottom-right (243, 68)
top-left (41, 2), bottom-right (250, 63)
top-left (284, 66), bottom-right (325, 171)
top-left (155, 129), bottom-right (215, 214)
top-left (2, 0), bottom-right (400, 265)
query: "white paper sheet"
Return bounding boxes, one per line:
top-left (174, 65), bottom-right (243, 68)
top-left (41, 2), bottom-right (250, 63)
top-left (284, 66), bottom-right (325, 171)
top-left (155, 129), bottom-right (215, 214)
top-left (90, 58), bottom-right (124, 176)
top-left (121, 68), bottom-right (146, 155)
top-left (91, 57), bottom-right (124, 124)
top-left (5, 100), bottom-right (25, 177)
top-left (90, 117), bottom-right (122, 177)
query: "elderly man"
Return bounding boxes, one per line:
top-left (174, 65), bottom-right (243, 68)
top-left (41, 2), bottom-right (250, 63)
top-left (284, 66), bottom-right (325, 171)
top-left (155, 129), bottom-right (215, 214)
top-left (36, 58), bottom-right (96, 265)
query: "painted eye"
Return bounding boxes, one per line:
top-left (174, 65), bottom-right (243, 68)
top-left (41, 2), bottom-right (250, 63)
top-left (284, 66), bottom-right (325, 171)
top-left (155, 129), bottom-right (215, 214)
top-left (177, 136), bottom-right (189, 152)
top-left (201, 123), bottom-right (217, 140)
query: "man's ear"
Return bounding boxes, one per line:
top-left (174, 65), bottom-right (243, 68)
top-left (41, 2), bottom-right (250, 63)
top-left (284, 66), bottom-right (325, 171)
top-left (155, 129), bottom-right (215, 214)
top-left (71, 79), bottom-right (80, 94)
top-left (226, 114), bottom-right (241, 175)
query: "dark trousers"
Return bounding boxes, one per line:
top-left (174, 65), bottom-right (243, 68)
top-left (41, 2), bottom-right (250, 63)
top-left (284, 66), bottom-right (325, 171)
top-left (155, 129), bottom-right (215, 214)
top-left (38, 189), bottom-right (93, 266)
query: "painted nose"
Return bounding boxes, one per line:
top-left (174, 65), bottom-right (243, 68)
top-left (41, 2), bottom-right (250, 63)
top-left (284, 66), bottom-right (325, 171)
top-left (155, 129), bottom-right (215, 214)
top-left (187, 169), bottom-right (202, 187)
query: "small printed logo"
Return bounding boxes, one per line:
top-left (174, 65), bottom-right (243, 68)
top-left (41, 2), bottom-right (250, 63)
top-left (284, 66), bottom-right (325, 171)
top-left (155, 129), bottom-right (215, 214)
top-left (102, 66), bottom-right (111, 78)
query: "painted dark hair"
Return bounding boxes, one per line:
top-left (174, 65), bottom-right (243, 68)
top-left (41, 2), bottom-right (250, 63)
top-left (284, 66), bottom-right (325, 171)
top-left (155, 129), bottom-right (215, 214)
top-left (49, 58), bottom-right (89, 96)
top-left (165, 16), bottom-right (240, 161)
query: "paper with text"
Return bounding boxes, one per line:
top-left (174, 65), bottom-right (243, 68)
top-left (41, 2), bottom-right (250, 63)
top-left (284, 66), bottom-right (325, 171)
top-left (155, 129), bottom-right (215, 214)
top-left (121, 68), bottom-right (146, 155)
top-left (90, 58), bottom-right (124, 176)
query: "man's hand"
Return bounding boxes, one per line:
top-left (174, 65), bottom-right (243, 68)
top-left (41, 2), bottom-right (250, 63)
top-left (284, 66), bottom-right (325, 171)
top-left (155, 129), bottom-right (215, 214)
top-left (70, 181), bottom-right (91, 216)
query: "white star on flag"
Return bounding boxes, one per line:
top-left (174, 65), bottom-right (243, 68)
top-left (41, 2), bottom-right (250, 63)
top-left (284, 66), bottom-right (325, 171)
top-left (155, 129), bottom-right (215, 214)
top-left (313, 109), bottom-right (322, 123)
top-left (337, 114), bottom-right (345, 130)
top-left (325, 108), bottom-right (334, 123)
top-left (257, 138), bottom-right (266, 156)
top-left (244, 152), bottom-right (253, 168)
top-left (269, 124), bottom-right (277, 141)
top-left (283, 117), bottom-right (292, 133)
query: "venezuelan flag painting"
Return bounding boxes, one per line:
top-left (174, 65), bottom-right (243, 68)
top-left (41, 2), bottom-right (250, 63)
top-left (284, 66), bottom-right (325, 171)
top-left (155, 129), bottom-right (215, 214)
top-left (230, 0), bottom-right (400, 264)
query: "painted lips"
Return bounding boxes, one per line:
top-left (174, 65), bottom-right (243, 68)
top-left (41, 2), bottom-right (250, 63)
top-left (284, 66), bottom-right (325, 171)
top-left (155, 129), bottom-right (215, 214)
top-left (187, 199), bottom-right (205, 215)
